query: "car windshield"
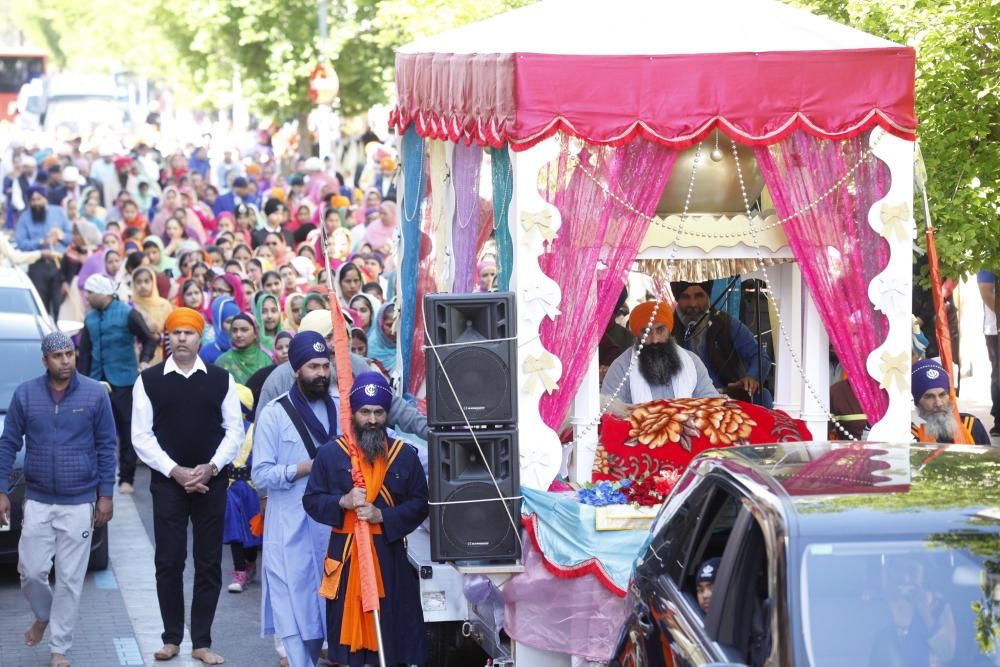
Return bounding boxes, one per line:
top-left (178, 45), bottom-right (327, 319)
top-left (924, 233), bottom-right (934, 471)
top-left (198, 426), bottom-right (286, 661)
top-left (0, 286), bottom-right (41, 316)
top-left (0, 340), bottom-right (44, 410)
top-left (800, 535), bottom-right (1000, 667)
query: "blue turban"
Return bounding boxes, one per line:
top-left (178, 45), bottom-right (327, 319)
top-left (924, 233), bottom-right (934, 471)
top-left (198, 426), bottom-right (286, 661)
top-left (350, 371), bottom-right (393, 413)
top-left (26, 185), bottom-right (48, 203)
top-left (911, 358), bottom-right (950, 403)
top-left (289, 331), bottom-right (330, 372)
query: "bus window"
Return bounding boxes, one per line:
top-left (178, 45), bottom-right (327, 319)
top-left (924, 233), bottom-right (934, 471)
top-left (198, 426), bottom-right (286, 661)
top-left (0, 55), bottom-right (46, 93)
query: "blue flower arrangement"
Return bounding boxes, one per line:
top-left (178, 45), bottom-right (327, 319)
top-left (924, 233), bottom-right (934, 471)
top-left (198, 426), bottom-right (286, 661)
top-left (577, 479), bottom-right (631, 506)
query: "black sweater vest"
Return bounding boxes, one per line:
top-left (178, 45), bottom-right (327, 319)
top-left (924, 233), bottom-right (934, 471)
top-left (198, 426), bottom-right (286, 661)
top-left (141, 362), bottom-right (229, 468)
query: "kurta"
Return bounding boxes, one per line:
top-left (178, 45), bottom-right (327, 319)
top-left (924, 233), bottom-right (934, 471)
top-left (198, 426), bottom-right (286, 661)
top-left (251, 394), bottom-right (340, 642)
top-left (303, 437), bottom-right (429, 667)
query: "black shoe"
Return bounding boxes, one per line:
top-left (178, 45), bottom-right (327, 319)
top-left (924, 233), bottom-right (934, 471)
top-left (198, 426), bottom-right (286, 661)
top-left (990, 426), bottom-right (1000, 437)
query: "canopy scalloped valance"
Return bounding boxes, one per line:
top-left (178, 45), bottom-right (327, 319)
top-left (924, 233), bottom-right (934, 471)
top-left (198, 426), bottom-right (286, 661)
top-left (390, 48), bottom-right (917, 150)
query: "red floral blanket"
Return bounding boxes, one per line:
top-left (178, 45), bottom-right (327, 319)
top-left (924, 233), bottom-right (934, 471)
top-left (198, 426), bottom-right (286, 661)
top-left (593, 398), bottom-right (811, 503)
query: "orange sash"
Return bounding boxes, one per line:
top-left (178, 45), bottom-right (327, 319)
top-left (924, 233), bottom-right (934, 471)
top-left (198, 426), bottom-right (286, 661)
top-left (912, 416), bottom-right (974, 445)
top-left (331, 437), bottom-right (404, 653)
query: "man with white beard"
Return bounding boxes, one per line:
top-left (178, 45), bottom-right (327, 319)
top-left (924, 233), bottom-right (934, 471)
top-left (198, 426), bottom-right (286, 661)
top-left (911, 359), bottom-right (991, 445)
top-left (600, 300), bottom-right (718, 406)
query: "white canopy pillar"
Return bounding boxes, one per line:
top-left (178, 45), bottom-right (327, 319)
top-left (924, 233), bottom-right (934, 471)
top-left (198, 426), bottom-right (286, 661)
top-left (800, 283), bottom-right (831, 439)
top-left (866, 130), bottom-right (916, 441)
top-left (772, 262), bottom-right (803, 418)
top-left (508, 138), bottom-right (565, 490)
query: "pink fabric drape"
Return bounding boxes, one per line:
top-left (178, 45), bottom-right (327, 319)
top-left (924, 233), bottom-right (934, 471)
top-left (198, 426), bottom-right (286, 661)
top-left (451, 143), bottom-right (483, 293)
top-left (538, 138), bottom-right (677, 431)
top-left (754, 131), bottom-right (890, 422)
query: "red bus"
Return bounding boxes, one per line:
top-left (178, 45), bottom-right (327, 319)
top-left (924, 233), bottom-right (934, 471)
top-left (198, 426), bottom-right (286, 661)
top-left (0, 48), bottom-right (47, 121)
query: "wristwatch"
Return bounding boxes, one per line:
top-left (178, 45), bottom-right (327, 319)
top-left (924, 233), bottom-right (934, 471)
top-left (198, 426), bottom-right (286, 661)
top-left (209, 462), bottom-right (219, 477)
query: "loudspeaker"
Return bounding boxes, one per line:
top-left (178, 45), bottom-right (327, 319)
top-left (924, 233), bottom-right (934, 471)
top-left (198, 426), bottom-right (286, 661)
top-left (429, 428), bottom-right (521, 563)
top-left (424, 292), bottom-right (516, 427)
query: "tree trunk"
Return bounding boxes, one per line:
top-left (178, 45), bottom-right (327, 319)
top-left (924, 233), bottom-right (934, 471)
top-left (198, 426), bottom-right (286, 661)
top-left (297, 111), bottom-right (314, 159)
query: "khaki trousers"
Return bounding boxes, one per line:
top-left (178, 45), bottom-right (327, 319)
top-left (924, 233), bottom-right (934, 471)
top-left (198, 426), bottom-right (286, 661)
top-left (18, 499), bottom-right (94, 655)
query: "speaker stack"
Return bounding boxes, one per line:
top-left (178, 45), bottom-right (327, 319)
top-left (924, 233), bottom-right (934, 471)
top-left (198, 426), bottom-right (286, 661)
top-left (424, 292), bottom-right (521, 563)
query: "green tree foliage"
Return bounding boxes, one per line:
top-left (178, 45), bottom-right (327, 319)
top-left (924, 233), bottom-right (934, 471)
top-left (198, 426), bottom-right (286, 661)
top-left (785, 0), bottom-right (1000, 279)
top-left (14, 0), bottom-right (535, 127)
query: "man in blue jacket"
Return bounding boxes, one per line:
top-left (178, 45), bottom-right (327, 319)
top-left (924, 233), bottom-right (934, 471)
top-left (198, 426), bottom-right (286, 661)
top-left (15, 186), bottom-right (73, 320)
top-left (0, 332), bottom-right (117, 667)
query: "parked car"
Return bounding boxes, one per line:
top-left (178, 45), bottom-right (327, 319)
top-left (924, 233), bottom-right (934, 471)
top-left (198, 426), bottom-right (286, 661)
top-left (612, 441), bottom-right (1000, 667)
top-left (0, 288), bottom-right (107, 570)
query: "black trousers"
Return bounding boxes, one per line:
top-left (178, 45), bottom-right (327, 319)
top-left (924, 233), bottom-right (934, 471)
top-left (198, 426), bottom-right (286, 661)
top-left (230, 543), bottom-right (258, 571)
top-left (28, 258), bottom-right (63, 321)
top-left (108, 385), bottom-right (136, 484)
top-left (150, 473), bottom-right (227, 649)
top-left (988, 334), bottom-right (999, 427)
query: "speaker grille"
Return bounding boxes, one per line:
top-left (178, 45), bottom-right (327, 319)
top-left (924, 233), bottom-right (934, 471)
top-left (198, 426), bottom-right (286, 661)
top-left (440, 483), bottom-right (517, 554)
top-left (434, 347), bottom-right (511, 421)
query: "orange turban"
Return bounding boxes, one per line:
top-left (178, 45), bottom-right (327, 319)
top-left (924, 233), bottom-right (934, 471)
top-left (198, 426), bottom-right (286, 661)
top-left (165, 307), bottom-right (205, 336)
top-left (628, 301), bottom-right (674, 338)
top-left (246, 163), bottom-right (262, 176)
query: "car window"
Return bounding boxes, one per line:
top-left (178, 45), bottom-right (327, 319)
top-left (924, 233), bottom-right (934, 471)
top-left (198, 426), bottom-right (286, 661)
top-left (0, 287), bottom-right (41, 316)
top-left (644, 483), bottom-right (710, 580)
top-left (681, 486), bottom-right (743, 593)
top-left (0, 340), bottom-right (44, 410)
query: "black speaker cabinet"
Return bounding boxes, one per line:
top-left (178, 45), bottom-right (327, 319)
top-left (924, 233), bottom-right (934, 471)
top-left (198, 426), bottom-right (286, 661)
top-left (429, 428), bottom-right (521, 563)
top-left (424, 292), bottom-right (516, 427)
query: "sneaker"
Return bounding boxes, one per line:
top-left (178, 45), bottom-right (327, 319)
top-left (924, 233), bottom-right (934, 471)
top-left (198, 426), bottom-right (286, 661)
top-left (118, 482), bottom-right (134, 495)
top-left (245, 561), bottom-right (257, 584)
top-left (990, 425), bottom-right (1000, 437)
top-left (227, 570), bottom-right (248, 593)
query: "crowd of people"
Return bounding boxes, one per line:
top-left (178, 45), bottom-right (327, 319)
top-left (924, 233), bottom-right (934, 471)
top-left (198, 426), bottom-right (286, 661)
top-left (2, 136), bottom-right (412, 398)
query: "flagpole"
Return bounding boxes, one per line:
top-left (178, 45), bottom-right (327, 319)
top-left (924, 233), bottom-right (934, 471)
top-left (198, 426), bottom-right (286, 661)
top-left (321, 216), bottom-right (387, 663)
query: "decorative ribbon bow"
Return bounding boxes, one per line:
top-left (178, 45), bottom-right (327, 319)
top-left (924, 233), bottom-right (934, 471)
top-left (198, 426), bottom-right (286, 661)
top-left (521, 280), bottom-right (561, 320)
top-left (879, 202), bottom-right (913, 242)
top-left (875, 276), bottom-right (908, 316)
top-left (521, 209), bottom-right (556, 243)
top-left (523, 352), bottom-right (559, 394)
top-left (878, 350), bottom-right (909, 392)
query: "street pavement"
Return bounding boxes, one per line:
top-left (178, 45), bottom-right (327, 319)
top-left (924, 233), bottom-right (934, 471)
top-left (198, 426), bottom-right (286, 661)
top-left (0, 465), bottom-right (276, 667)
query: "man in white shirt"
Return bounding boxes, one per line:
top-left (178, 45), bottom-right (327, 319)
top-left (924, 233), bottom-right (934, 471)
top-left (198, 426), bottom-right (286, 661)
top-left (978, 270), bottom-right (999, 436)
top-left (131, 307), bottom-right (243, 665)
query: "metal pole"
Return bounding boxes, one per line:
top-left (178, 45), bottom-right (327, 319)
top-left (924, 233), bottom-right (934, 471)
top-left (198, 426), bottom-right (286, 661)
top-left (373, 608), bottom-right (387, 667)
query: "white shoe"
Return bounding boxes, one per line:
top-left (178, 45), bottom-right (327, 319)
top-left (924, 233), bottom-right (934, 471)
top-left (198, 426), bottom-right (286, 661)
top-left (118, 482), bottom-right (134, 495)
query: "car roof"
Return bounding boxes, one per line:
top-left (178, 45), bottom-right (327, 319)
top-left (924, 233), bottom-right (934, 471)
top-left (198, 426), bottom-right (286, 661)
top-left (0, 313), bottom-right (52, 340)
top-left (698, 442), bottom-right (1000, 538)
top-left (0, 266), bottom-right (37, 290)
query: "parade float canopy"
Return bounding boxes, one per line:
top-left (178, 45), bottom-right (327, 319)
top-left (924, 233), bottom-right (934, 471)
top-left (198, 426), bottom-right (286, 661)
top-left (391, 0), bottom-right (916, 149)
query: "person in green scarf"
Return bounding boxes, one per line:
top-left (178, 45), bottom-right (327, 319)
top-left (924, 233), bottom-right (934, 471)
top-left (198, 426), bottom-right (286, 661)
top-left (253, 292), bottom-right (285, 351)
top-left (299, 291), bottom-right (328, 319)
top-left (215, 313), bottom-right (273, 384)
top-left (142, 235), bottom-right (178, 275)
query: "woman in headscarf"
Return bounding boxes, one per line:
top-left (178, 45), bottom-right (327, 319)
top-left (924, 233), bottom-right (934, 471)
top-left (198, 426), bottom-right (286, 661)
top-left (363, 200), bottom-right (397, 257)
top-left (299, 291), bottom-right (328, 319)
top-left (79, 187), bottom-right (106, 230)
top-left (162, 216), bottom-right (189, 258)
top-left (313, 214), bottom-right (352, 270)
top-left (214, 313), bottom-right (273, 384)
top-left (348, 293), bottom-right (379, 336)
top-left (176, 278), bottom-right (212, 324)
top-left (334, 261), bottom-right (363, 307)
top-left (244, 330), bottom-right (292, 410)
top-left (200, 295), bottom-right (241, 363)
top-left (366, 300), bottom-right (398, 373)
top-left (253, 292), bottom-right (285, 352)
top-left (131, 266), bottom-right (174, 364)
top-left (212, 272), bottom-right (250, 313)
top-left (151, 186), bottom-right (182, 237)
top-left (283, 293), bottom-right (305, 332)
top-left (180, 185), bottom-right (214, 235)
top-left (143, 235), bottom-right (178, 275)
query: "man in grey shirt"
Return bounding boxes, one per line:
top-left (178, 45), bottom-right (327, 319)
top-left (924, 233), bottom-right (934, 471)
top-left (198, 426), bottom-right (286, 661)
top-left (257, 310), bottom-right (428, 439)
top-left (601, 300), bottom-right (718, 404)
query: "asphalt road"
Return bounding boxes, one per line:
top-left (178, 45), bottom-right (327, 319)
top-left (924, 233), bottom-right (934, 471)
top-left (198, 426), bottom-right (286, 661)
top-left (0, 464), bottom-right (277, 667)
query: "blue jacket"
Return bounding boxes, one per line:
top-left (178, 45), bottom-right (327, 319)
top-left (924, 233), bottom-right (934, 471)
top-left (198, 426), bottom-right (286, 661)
top-left (15, 205), bottom-right (73, 253)
top-left (0, 372), bottom-right (117, 504)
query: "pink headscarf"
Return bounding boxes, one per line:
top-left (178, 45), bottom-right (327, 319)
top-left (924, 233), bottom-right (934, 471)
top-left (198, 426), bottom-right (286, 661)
top-left (362, 201), bottom-right (397, 252)
top-left (218, 272), bottom-right (249, 313)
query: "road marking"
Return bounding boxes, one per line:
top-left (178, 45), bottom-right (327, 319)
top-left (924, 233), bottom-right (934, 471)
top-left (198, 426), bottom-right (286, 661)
top-left (94, 569), bottom-right (119, 590)
top-left (114, 636), bottom-right (144, 665)
top-left (111, 491), bottom-right (198, 666)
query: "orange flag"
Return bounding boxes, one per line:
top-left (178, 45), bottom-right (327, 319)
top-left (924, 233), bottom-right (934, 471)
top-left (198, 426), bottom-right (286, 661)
top-left (925, 226), bottom-right (971, 444)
